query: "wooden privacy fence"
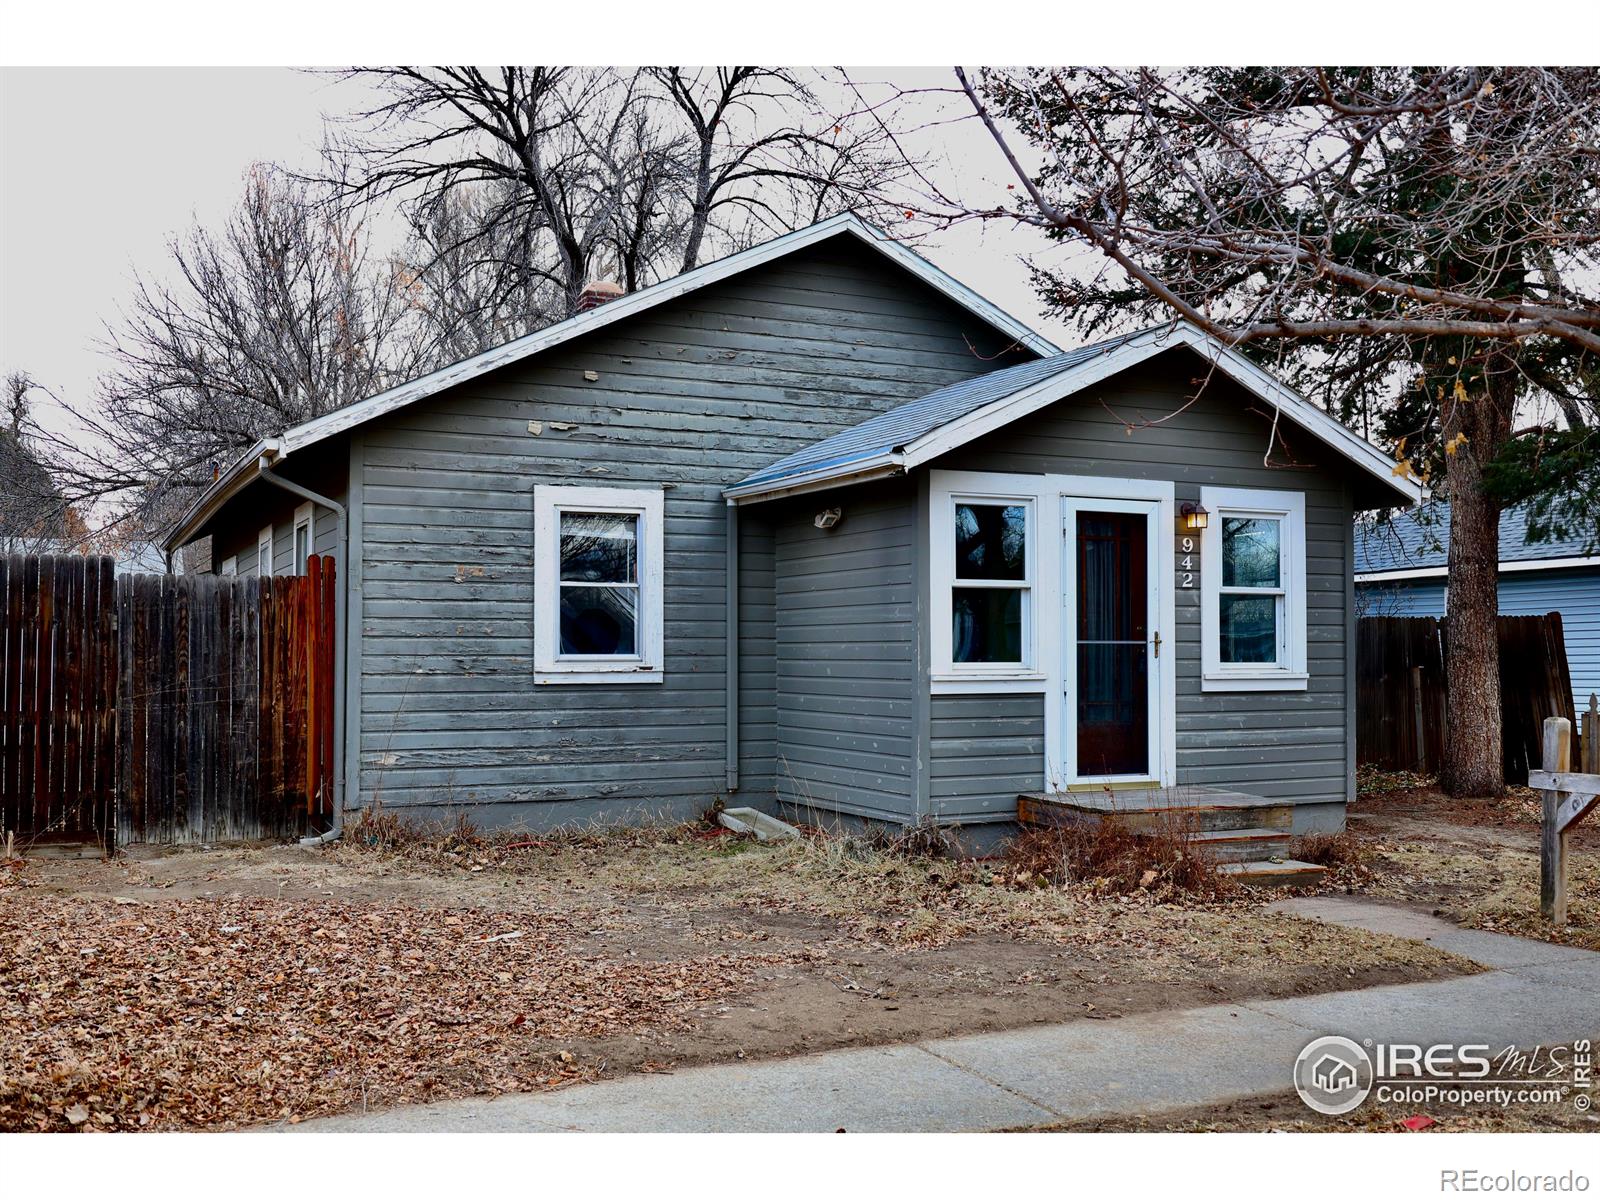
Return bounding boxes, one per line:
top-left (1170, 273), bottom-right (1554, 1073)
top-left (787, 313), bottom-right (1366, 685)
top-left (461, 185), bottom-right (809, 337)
top-left (1, 554), bottom-right (336, 851)
top-left (1357, 613), bottom-right (1577, 784)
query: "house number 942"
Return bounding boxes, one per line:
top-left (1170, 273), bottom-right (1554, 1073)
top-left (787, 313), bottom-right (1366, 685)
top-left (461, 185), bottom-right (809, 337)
top-left (1179, 536), bottom-right (1197, 589)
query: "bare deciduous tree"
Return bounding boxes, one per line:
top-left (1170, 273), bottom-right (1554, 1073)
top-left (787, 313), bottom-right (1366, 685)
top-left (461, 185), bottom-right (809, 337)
top-left (327, 66), bottom-right (909, 322)
top-left (915, 66), bottom-right (1600, 797)
top-left (43, 166), bottom-right (420, 535)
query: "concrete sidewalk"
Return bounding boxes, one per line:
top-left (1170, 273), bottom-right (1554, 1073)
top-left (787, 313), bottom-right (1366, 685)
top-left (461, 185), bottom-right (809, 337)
top-left (291, 899), bottom-right (1600, 1133)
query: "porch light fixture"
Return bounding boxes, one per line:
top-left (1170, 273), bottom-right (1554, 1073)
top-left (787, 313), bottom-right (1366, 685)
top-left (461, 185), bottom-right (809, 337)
top-left (1179, 501), bottom-right (1210, 532)
top-left (814, 507), bottom-right (843, 530)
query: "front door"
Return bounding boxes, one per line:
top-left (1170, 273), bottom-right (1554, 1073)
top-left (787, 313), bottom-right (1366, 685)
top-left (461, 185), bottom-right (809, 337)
top-left (1063, 498), bottom-right (1161, 784)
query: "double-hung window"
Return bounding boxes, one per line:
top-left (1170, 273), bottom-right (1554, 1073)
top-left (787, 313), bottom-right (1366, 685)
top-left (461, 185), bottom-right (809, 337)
top-left (292, 502), bottom-right (314, 576)
top-left (1200, 486), bottom-right (1307, 690)
top-left (533, 484), bottom-right (664, 684)
top-left (930, 481), bottom-right (1039, 685)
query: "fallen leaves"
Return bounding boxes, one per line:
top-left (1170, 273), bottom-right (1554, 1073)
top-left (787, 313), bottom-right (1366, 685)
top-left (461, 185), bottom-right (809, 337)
top-left (0, 892), bottom-right (789, 1132)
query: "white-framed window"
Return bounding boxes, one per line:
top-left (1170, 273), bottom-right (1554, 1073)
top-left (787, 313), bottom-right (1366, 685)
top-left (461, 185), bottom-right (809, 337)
top-left (257, 526), bottom-right (273, 576)
top-left (219, 555), bottom-right (238, 577)
top-left (292, 503), bottom-right (314, 576)
top-left (1200, 486), bottom-right (1308, 691)
top-left (930, 475), bottom-right (1041, 686)
top-left (533, 484), bottom-right (664, 685)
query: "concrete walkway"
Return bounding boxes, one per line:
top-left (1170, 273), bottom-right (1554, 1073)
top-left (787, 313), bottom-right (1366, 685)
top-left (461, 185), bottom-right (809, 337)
top-left (291, 899), bottom-right (1600, 1133)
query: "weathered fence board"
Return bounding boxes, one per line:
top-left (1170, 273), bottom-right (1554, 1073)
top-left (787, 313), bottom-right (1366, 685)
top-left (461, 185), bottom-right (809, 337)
top-left (0, 555), bottom-right (116, 845)
top-left (0, 554), bottom-right (335, 851)
top-left (1357, 612), bottom-right (1577, 784)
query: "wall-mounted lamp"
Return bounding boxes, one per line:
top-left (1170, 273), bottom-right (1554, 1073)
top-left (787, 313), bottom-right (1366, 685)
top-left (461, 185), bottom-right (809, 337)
top-left (814, 507), bottom-right (844, 530)
top-left (1179, 501), bottom-right (1210, 532)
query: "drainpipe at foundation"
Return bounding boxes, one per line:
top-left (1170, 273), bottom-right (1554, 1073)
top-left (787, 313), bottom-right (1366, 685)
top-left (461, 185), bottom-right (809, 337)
top-left (725, 501), bottom-right (740, 792)
top-left (257, 457), bottom-right (347, 845)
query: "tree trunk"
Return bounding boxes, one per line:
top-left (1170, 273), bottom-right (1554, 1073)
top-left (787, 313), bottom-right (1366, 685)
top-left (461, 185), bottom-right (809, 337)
top-left (1439, 360), bottom-right (1515, 797)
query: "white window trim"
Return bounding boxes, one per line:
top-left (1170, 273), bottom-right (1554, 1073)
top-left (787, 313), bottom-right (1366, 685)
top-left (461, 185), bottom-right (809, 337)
top-left (533, 484), bottom-right (664, 685)
top-left (1200, 485), bottom-right (1308, 692)
top-left (219, 555), bottom-right (238, 577)
top-left (292, 502), bottom-right (315, 576)
top-left (257, 526), bottom-right (274, 577)
top-left (927, 470), bottom-right (1177, 790)
top-left (929, 475), bottom-right (1044, 688)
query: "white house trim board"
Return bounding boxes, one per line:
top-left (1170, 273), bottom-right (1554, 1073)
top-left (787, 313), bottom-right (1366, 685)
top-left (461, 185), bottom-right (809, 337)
top-left (1355, 555), bottom-right (1600, 584)
top-left (1199, 486), bottom-right (1309, 693)
top-left (927, 470), bottom-right (1177, 792)
top-left (903, 324), bottom-right (1420, 507)
top-left (532, 484), bottom-right (665, 686)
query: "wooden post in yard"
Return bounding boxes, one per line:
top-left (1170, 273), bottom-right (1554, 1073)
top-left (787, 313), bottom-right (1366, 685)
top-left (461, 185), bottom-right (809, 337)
top-left (1539, 717), bottom-right (1572, 924)
top-left (1585, 693), bottom-right (1598, 773)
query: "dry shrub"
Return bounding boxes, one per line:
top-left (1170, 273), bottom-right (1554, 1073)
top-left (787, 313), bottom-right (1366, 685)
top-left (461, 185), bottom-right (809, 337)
top-left (862, 815), bottom-right (955, 859)
top-left (1288, 829), bottom-right (1372, 884)
top-left (1004, 816), bottom-right (1235, 901)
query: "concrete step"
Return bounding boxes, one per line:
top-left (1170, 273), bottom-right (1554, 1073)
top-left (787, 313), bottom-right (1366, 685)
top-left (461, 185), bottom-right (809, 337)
top-left (1218, 859), bottom-right (1328, 888)
top-left (1188, 826), bottom-right (1294, 863)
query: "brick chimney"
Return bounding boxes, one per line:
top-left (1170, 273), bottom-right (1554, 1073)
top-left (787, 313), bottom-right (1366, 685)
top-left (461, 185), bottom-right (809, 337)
top-left (577, 280), bottom-right (625, 313)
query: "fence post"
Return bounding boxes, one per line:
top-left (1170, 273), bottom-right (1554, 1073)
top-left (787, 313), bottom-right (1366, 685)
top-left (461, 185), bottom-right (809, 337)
top-left (1585, 693), bottom-right (1598, 774)
top-left (1540, 716), bottom-right (1572, 924)
top-left (1410, 665), bottom-right (1427, 771)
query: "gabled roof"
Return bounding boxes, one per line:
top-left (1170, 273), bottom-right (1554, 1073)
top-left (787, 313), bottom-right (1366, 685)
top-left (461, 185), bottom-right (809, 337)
top-left (165, 214), bottom-right (1057, 551)
top-left (1355, 500), bottom-right (1600, 580)
top-left (724, 321), bottom-right (1424, 507)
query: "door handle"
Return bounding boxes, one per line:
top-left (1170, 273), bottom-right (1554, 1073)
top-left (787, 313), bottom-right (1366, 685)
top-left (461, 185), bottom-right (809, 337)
top-left (1152, 630), bottom-right (1161, 659)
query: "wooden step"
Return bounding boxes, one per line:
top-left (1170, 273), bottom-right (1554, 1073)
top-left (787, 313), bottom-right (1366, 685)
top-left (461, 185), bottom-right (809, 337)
top-left (1189, 826), bottom-right (1294, 863)
top-left (1219, 859), bottom-right (1328, 887)
top-left (1019, 790), bottom-right (1294, 834)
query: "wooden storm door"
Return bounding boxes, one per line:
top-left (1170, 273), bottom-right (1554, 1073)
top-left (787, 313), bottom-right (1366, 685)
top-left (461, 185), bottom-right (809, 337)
top-left (1064, 499), bottom-right (1161, 783)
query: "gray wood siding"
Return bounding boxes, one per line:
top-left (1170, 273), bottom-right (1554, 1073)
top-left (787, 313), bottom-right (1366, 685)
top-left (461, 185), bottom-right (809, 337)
top-left (930, 694), bottom-right (1045, 821)
top-left (773, 481), bottom-right (919, 822)
top-left (939, 350), bottom-right (1359, 808)
top-left (354, 238), bottom-right (1029, 821)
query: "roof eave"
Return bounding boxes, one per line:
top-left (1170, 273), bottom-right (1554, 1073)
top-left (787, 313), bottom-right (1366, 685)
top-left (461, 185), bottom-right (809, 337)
top-left (162, 438), bottom-right (278, 553)
top-left (723, 454), bottom-right (906, 505)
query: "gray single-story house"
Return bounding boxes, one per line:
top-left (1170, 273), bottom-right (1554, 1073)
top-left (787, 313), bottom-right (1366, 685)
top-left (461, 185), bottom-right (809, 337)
top-left (1356, 502), bottom-right (1599, 712)
top-left (165, 214), bottom-right (1421, 845)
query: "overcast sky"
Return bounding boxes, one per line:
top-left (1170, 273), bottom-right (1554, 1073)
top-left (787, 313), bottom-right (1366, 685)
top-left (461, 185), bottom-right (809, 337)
top-left (0, 66), bottom-right (1080, 440)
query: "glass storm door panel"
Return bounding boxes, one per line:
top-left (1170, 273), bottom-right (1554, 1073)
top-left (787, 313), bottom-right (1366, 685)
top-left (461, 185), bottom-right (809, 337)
top-left (1074, 510), bottom-right (1150, 777)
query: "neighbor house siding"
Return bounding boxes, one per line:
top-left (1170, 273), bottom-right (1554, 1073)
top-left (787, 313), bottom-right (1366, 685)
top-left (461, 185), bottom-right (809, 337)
top-left (352, 239), bottom-right (1030, 824)
top-left (935, 351), bottom-right (1359, 815)
top-left (929, 693), bottom-right (1046, 822)
top-left (772, 481), bottom-right (919, 823)
top-left (1358, 569), bottom-right (1600, 713)
top-left (205, 447), bottom-right (347, 578)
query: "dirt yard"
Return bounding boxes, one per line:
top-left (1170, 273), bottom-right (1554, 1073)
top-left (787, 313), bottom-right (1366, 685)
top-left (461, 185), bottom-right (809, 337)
top-left (1347, 768), bottom-right (1600, 951)
top-left (1, 814), bottom-right (1475, 1133)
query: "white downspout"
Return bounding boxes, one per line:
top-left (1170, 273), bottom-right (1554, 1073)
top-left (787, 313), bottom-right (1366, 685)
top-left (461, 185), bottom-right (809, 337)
top-left (256, 458), bottom-right (347, 845)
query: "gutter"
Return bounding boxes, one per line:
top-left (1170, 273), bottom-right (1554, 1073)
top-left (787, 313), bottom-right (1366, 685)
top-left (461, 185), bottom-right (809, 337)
top-left (256, 458), bottom-right (348, 846)
top-left (725, 503), bottom-right (739, 792)
top-left (723, 455), bottom-right (906, 506)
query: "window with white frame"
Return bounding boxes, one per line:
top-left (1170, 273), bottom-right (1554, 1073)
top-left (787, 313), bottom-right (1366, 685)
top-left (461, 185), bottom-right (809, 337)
top-left (257, 526), bottom-right (273, 576)
top-left (533, 484), bottom-right (664, 684)
top-left (930, 482), bottom-right (1038, 683)
top-left (219, 555), bottom-right (238, 577)
top-left (292, 503), bottom-right (314, 576)
top-left (1199, 486), bottom-right (1307, 690)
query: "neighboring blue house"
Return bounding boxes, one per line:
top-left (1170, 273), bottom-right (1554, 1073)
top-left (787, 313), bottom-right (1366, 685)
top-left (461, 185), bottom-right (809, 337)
top-left (1354, 502), bottom-right (1600, 712)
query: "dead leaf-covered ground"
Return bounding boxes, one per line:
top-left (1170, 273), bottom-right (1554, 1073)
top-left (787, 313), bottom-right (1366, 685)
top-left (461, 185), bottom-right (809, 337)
top-left (1350, 771), bottom-right (1600, 950)
top-left (1, 818), bottom-right (1478, 1132)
